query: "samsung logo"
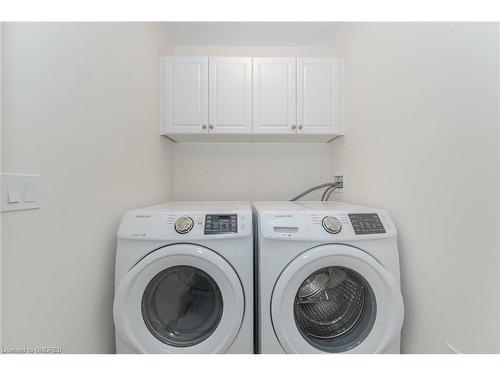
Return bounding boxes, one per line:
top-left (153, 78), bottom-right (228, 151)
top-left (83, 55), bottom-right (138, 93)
top-left (274, 215), bottom-right (293, 219)
top-left (135, 215), bottom-right (151, 218)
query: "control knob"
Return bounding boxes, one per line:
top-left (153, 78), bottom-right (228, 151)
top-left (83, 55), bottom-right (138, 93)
top-left (322, 216), bottom-right (342, 234)
top-left (174, 216), bottom-right (194, 234)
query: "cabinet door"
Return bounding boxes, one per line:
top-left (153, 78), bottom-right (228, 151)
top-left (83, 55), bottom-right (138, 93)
top-left (161, 57), bottom-right (208, 134)
top-left (209, 57), bottom-right (252, 134)
top-left (297, 58), bottom-right (343, 134)
top-left (253, 58), bottom-right (296, 134)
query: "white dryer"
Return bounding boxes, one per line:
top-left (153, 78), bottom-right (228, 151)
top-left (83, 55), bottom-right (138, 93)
top-left (254, 201), bottom-right (404, 354)
top-left (113, 202), bottom-right (253, 353)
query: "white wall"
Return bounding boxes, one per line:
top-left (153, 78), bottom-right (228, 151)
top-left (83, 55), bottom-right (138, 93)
top-left (0, 23), bottom-right (174, 353)
top-left (173, 143), bottom-right (331, 201)
top-left (170, 45), bottom-right (340, 201)
top-left (171, 45), bottom-right (338, 57)
top-left (330, 23), bottom-right (500, 353)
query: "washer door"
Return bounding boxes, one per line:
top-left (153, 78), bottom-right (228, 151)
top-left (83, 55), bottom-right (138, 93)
top-left (114, 244), bottom-right (244, 353)
top-left (271, 244), bottom-right (404, 353)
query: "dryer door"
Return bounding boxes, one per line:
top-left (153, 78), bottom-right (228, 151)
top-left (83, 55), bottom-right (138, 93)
top-left (114, 244), bottom-right (244, 353)
top-left (271, 244), bottom-right (403, 353)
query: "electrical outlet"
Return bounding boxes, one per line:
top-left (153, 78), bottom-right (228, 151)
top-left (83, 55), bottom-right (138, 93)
top-left (333, 174), bottom-right (344, 192)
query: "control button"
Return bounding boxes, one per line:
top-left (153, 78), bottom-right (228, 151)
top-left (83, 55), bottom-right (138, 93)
top-left (174, 216), bottom-right (194, 234)
top-left (322, 216), bottom-right (342, 234)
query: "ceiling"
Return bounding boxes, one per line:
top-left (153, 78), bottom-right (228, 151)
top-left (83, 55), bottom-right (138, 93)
top-left (163, 22), bottom-right (342, 46)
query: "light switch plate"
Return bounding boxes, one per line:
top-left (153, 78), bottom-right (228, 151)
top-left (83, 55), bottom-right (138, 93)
top-left (1, 173), bottom-right (41, 212)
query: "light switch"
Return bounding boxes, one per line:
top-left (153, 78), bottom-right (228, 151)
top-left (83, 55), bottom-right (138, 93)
top-left (7, 182), bottom-right (23, 204)
top-left (1, 173), bottom-right (41, 212)
top-left (23, 191), bottom-right (37, 203)
top-left (8, 191), bottom-right (21, 203)
top-left (23, 182), bottom-right (37, 203)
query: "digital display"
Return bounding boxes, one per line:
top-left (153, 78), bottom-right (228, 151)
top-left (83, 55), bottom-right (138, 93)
top-left (349, 213), bottom-right (386, 235)
top-left (204, 214), bottom-right (238, 234)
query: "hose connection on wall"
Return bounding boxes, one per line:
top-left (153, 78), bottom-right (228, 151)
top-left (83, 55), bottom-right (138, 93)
top-left (289, 182), bottom-right (341, 202)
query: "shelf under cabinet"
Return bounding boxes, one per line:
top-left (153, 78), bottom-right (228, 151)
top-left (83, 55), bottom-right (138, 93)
top-left (161, 132), bottom-right (343, 143)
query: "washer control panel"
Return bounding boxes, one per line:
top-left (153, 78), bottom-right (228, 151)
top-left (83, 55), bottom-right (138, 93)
top-left (348, 213), bottom-right (386, 235)
top-left (204, 214), bottom-right (238, 234)
top-left (257, 204), bottom-right (395, 241)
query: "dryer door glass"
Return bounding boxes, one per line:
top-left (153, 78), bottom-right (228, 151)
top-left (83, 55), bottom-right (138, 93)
top-left (294, 266), bottom-right (376, 352)
top-left (141, 266), bottom-right (223, 347)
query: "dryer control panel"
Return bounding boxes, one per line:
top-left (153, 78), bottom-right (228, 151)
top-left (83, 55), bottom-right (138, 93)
top-left (118, 210), bottom-right (251, 240)
top-left (204, 214), bottom-right (238, 234)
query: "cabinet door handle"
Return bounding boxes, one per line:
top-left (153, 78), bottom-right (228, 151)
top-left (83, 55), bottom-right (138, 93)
top-left (201, 124), bottom-right (207, 129)
top-left (291, 125), bottom-right (297, 130)
top-left (298, 124), bottom-right (303, 130)
top-left (209, 125), bottom-right (214, 130)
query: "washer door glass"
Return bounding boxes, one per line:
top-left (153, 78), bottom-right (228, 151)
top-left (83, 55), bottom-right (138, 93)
top-left (141, 265), bottom-right (223, 347)
top-left (294, 266), bottom-right (377, 353)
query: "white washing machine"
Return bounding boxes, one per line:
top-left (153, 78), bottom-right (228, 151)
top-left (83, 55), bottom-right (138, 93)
top-left (113, 201), bottom-right (253, 353)
top-left (254, 201), bottom-right (404, 354)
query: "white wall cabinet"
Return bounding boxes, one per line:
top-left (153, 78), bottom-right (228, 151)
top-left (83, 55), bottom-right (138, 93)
top-left (161, 57), bottom-right (252, 141)
top-left (161, 57), bottom-right (209, 134)
top-left (297, 58), bottom-right (344, 135)
top-left (161, 57), bottom-right (344, 142)
top-left (253, 58), bottom-right (296, 135)
top-left (209, 57), bottom-right (252, 135)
